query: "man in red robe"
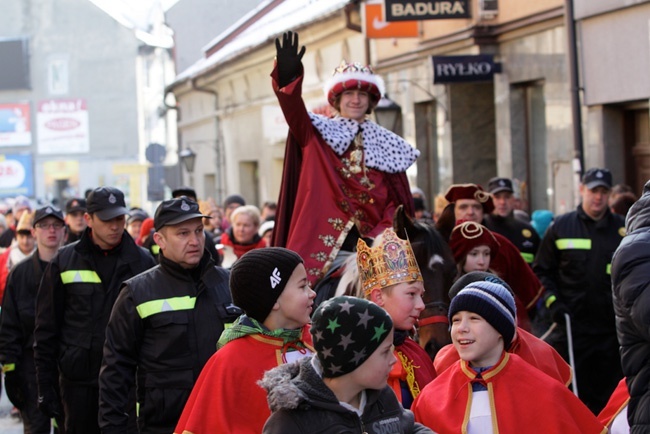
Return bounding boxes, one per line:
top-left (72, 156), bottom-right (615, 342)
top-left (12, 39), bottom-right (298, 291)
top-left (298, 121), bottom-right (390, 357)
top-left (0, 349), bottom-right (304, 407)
top-left (271, 31), bottom-right (418, 285)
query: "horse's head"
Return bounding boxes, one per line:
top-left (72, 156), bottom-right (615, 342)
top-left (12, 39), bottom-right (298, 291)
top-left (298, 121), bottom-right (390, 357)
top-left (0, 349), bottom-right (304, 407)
top-left (393, 205), bottom-right (457, 359)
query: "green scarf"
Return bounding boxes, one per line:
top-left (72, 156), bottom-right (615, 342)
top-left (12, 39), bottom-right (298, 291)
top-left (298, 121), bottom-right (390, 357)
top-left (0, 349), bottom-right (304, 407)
top-left (217, 315), bottom-right (305, 350)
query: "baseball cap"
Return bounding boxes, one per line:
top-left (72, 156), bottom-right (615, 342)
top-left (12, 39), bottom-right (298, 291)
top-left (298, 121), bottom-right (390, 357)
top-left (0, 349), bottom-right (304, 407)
top-left (86, 187), bottom-right (129, 221)
top-left (127, 209), bottom-right (149, 225)
top-left (33, 205), bottom-right (65, 227)
top-left (65, 198), bottom-right (87, 214)
top-left (154, 197), bottom-right (208, 231)
top-left (488, 177), bottom-right (514, 195)
top-left (582, 168), bottom-right (612, 190)
top-left (171, 186), bottom-right (197, 200)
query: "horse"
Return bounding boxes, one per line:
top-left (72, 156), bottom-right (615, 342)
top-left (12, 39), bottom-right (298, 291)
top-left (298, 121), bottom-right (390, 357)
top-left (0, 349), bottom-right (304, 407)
top-left (313, 205), bottom-right (457, 360)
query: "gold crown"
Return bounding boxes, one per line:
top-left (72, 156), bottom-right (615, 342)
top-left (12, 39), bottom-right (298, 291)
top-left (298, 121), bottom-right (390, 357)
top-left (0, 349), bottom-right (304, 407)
top-left (356, 228), bottom-right (423, 297)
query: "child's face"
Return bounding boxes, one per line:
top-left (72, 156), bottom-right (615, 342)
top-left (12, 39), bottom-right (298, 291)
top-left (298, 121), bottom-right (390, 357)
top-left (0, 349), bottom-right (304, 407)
top-left (463, 246), bottom-right (491, 273)
top-left (451, 310), bottom-right (503, 368)
top-left (377, 281), bottom-right (425, 331)
top-left (274, 263), bottom-right (316, 329)
top-left (348, 330), bottom-right (396, 390)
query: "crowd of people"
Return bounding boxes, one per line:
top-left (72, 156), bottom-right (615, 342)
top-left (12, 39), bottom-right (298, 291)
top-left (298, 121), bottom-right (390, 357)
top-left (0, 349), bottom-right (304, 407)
top-left (0, 29), bottom-right (644, 434)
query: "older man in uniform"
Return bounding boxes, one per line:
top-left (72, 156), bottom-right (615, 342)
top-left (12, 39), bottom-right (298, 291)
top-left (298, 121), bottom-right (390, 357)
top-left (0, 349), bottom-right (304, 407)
top-left (99, 197), bottom-right (239, 433)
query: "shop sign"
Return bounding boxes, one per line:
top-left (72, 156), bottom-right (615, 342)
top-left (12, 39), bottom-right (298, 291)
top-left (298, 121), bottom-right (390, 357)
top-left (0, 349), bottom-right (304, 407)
top-left (384, 0), bottom-right (470, 21)
top-left (432, 55), bottom-right (497, 83)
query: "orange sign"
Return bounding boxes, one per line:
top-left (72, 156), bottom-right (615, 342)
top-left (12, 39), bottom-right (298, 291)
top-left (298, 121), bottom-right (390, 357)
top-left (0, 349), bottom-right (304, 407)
top-left (364, 3), bottom-right (419, 39)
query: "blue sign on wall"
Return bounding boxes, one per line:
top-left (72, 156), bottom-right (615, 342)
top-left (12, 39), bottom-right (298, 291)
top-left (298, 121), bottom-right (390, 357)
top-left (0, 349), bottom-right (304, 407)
top-left (0, 153), bottom-right (34, 197)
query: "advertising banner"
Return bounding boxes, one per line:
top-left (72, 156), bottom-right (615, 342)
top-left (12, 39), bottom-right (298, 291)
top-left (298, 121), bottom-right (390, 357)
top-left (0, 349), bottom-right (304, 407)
top-left (37, 98), bottom-right (89, 154)
top-left (0, 102), bottom-right (32, 147)
top-left (0, 153), bottom-right (33, 197)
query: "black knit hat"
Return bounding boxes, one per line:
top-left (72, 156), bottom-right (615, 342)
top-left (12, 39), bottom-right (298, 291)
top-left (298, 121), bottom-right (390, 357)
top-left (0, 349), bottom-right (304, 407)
top-left (449, 281), bottom-right (516, 350)
top-left (230, 247), bottom-right (303, 322)
top-left (311, 296), bottom-right (393, 378)
top-left (449, 271), bottom-right (514, 300)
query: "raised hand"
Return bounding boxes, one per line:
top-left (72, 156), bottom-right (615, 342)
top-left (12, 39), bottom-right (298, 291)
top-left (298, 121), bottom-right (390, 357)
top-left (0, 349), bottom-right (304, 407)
top-left (275, 31), bottom-right (306, 88)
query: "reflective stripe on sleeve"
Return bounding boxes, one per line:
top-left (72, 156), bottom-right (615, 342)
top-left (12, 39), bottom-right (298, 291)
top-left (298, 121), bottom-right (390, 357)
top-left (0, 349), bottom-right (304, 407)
top-left (555, 238), bottom-right (591, 250)
top-left (520, 252), bottom-right (534, 264)
top-left (136, 296), bottom-right (197, 319)
top-left (606, 264), bottom-right (612, 275)
top-left (60, 270), bottom-right (102, 284)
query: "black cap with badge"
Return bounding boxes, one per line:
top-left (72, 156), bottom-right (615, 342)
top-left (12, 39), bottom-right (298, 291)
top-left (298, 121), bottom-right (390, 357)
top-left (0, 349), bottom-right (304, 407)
top-left (582, 168), bottom-right (612, 190)
top-left (154, 198), bottom-right (209, 231)
top-left (488, 177), bottom-right (514, 195)
top-left (86, 187), bottom-right (129, 221)
top-left (65, 198), bottom-right (87, 214)
top-left (33, 205), bottom-right (65, 227)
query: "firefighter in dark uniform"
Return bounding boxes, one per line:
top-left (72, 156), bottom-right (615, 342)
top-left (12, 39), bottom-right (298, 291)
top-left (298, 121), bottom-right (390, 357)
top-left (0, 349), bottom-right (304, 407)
top-left (98, 197), bottom-right (240, 434)
top-left (483, 177), bottom-right (540, 265)
top-left (0, 205), bottom-right (67, 433)
top-left (34, 187), bottom-right (157, 434)
top-left (533, 168), bottom-right (626, 414)
top-left (64, 197), bottom-right (87, 245)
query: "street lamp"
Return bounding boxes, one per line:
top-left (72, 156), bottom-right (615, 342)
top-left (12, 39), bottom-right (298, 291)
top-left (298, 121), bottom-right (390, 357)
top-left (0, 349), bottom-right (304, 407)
top-left (179, 148), bottom-right (196, 187)
top-left (374, 96), bottom-right (403, 135)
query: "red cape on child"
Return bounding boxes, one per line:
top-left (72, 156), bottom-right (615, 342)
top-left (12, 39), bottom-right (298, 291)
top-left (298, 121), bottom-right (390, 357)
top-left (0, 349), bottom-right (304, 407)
top-left (174, 326), bottom-right (313, 434)
top-left (413, 352), bottom-right (606, 434)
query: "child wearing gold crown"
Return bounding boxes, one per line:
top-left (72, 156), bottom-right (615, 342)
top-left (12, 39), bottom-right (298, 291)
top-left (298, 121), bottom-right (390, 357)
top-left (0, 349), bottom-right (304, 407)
top-left (357, 228), bottom-right (437, 409)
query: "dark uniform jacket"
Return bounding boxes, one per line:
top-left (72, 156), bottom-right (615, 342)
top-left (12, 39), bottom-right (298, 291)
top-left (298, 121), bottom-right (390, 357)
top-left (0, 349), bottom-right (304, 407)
top-left (260, 357), bottom-right (432, 434)
top-left (34, 229), bottom-right (156, 392)
top-left (98, 251), bottom-right (239, 434)
top-left (612, 181), bottom-right (650, 432)
top-left (533, 205), bottom-right (625, 335)
top-left (484, 213), bottom-right (540, 264)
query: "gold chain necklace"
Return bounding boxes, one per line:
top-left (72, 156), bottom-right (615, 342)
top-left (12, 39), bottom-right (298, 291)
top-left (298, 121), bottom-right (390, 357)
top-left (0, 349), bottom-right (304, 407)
top-left (349, 131), bottom-right (375, 189)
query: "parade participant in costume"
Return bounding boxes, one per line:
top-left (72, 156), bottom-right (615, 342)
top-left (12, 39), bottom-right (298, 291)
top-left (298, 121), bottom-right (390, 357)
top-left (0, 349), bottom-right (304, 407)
top-left (433, 272), bottom-right (572, 386)
top-left (437, 183), bottom-right (544, 330)
top-left (483, 177), bottom-right (540, 265)
top-left (449, 220), bottom-right (500, 277)
top-left (356, 228), bottom-right (436, 409)
top-left (99, 198), bottom-right (239, 433)
top-left (272, 31), bottom-right (419, 284)
top-left (260, 296), bottom-right (433, 434)
top-left (535, 168), bottom-right (625, 414)
top-left (174, 247), bottom-right (315, 434)
top-left (219, 205), bottom-right (266, 260)
top-left (0, 205), bottom-right (66, 433)
top-left (412, 281), bottom-right (605, 433)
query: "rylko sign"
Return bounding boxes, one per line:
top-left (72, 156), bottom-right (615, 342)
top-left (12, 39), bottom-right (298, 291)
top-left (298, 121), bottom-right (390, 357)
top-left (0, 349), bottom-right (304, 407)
top-left (385, 0), bottom-right (470, 21)
top-left (432, 55), bottom-right (497, 83)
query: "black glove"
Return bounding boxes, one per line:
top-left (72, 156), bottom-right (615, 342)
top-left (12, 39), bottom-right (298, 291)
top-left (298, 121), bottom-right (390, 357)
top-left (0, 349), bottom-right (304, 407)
top-left (275, 31), bottom-right (306, 88)
top-left (38, 384), bottom-right (64, 418)
top-left (545, 294), bottom-right (570, 325)
top-left (4, 369), bottom-right (26, 410)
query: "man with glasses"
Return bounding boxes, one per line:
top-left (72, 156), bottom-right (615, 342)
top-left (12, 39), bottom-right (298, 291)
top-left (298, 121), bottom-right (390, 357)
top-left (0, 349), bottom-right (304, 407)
top-left (0, 205), bottom-right (66, 432)
top-left (34, 187), bottom-right (156, 433)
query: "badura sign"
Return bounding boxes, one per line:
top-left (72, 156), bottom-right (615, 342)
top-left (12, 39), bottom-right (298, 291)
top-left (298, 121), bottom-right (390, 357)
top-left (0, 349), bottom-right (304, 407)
top-left (384, 0), bottom-right (470, 21)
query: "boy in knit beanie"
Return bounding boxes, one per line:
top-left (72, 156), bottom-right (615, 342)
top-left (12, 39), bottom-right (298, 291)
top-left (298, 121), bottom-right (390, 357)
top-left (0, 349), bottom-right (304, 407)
top-left (174, 247), bottom-right (316, 434)
top-left (357, 228), bottom-right (437, 409)
top-left (434, 271), bottom-right (571, 386)
top-left (260, 296), bottom-right (433, 434)
top-left (412, 281), bottom-right (606, 434)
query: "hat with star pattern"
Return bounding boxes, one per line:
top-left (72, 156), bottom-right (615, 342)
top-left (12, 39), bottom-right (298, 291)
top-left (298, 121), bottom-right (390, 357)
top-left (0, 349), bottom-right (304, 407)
top-left (310, 295), bottom-right (393, 378)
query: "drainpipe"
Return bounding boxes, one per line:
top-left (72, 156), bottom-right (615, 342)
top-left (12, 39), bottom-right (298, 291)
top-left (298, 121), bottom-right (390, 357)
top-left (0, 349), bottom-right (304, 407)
top-left (190, 78), bottom-right (224, 205)
top-left (565, 0), bottom-right (585, 177)
top-left (163, 89), bottom-right (183, 187)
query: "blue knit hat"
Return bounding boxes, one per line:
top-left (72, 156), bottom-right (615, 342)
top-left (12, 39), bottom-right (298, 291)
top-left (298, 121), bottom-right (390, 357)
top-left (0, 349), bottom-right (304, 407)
top-left (449, 281), bottom-right (516, 349)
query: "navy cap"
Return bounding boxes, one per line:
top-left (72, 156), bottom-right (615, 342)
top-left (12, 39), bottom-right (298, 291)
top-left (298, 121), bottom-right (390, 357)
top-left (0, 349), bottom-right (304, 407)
top-left (171, 186), bottom-right (197, 200)
top-left (33, 205), bottom-right (64, 227)
top-left (582, 168), bottom-right (612, 190)
top-left (154, 198), bottom-right (208, 231)
top-left (65, 198), bottom-right (87, 214)
top-left (488, 177), bottom-right (514, 194)
top-left (86, 187), bottom-right (129, 221)
top-left (127, 209), bottom-right (148, 225)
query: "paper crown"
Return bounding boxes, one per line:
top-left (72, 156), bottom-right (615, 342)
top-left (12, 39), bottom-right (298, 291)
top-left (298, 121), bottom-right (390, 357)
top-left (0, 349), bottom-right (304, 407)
top-left (356, 228), bottom-right (423, 297)
top-left (324, 61), bottom-right (385, 107)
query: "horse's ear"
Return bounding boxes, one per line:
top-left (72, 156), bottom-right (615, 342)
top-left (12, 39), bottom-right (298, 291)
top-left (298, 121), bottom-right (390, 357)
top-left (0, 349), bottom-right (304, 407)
top-left (393, 204), bottom-right (416, 239)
